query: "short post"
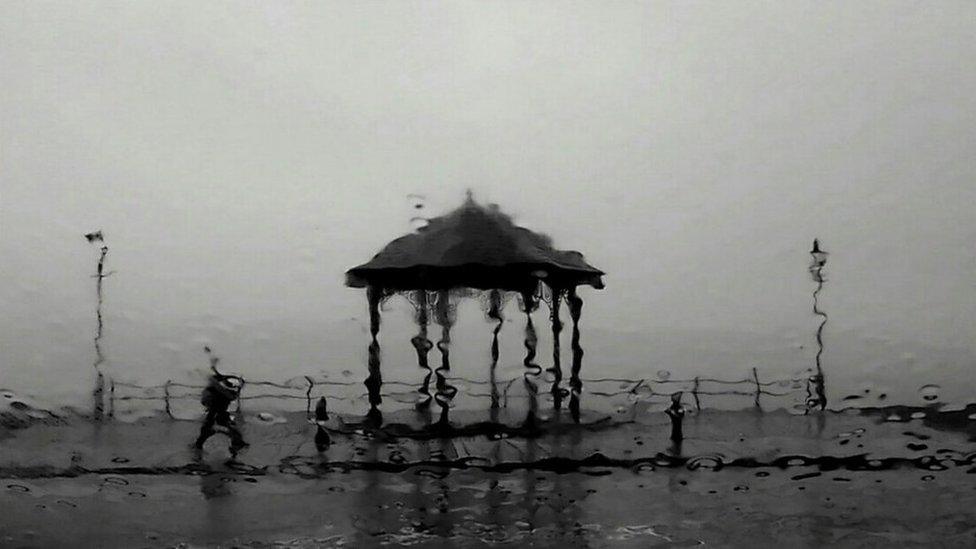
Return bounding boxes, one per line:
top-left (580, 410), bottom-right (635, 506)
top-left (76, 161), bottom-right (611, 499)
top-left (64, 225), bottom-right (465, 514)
top-left (815, 374), bottom-right (827, 411)
top-left (164, 380), bottom-right (172, 419)
top-left (305, 375), bottom-right (314, 418)
top-left (666, 391), bottom-right (685, 442)
top-left (752, 367), bottom-right (761, 409)
top-left (692, 376), bottom-right (701, 411)
top-left (108, 378), bottom-right (115, 419)
top-left (629, 379), bottom-right (645, 421)
top-left (314, 396), bottom-right (330, 452)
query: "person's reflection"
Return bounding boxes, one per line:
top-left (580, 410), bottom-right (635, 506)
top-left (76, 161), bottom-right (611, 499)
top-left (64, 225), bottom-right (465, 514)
top-left (191, 447), bottom-right (234, 500)
top-left (199, 471), bottom-right (232, 500)
top-left (195, 463), bottom-right (241, 544)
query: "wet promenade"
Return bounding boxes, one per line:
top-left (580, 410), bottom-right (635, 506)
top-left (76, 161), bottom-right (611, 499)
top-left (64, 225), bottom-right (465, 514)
top-left (2, 408), bottom-right (975, 547)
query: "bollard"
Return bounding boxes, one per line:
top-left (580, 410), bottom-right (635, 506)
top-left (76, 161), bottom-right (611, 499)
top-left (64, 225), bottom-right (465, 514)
top-left (164, 380), bottom-right (172, 419)
top-left (665, 391), bottom-right (685, 442)
top-left (314, 397), bottom-right (331, 452)
top-left (108, 378), bottom-right (115, 419)
top-left (305, 376), bottom-right (314, 418)
top-left (752, 367), bottom-right (762, 409)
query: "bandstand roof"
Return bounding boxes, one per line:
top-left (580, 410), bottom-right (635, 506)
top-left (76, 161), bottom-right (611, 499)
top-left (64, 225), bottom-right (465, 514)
top-left (345, 195), bottom-right (604, 292)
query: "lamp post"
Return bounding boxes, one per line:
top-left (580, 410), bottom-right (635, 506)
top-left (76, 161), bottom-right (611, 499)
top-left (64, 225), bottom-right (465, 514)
top-left (808, 239), bottom-right (828, 411)
top-left (85, 230), bottom-right (113, 420)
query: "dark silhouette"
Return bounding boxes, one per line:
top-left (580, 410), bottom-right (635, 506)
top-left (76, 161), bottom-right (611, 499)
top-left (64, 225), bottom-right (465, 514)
top-left (194, 373), bottom-right (246, 453)
top-left (364, 285), bottom-right (385, 426)
top-left (314, 396), bottom-right (331, 452)
top-left (194, 351), bottom-right (247, 455)
top-left (546, 287), bottom-right (566, 411)
top-left (665, 391), bottom-right (685, 442)
top-left (566, 288), bottom-right (585, 423)
top-left (520, 290), bottom-right (541, 428)
top-left (345, 192), bottom-right (604, 425)
top-left (432, 289), bottom-right (457, 427)
top-left (410, 290), bottom-right (434, 410)
top-left (486, 289), bottom-right (504, 421)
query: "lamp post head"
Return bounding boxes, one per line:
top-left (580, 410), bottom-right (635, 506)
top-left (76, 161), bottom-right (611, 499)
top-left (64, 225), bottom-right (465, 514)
top-left (810, 239), bottom-right (828, 267)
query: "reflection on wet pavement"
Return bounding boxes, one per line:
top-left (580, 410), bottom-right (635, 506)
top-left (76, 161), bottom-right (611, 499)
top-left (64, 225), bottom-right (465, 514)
top-left (2, 462), bottom-right (976, 547)
top-left (1, 407), bottom-right (976, 547)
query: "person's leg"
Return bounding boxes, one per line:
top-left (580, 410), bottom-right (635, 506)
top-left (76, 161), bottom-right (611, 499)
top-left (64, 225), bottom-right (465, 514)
top-left (228, 427), bottom-right (247, 451)
top-left (216, 411), bottom-right (247, 451)
top-left (195, 412), bottom-right (218, 448)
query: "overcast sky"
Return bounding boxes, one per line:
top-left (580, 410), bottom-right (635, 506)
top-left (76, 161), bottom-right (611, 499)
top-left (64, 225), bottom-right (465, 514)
top-left (2, 2), bottom-right (974, 404)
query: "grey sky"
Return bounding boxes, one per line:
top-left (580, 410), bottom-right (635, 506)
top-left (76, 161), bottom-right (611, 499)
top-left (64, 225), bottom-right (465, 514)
top-left (2, 2), bottom-right (974, 405)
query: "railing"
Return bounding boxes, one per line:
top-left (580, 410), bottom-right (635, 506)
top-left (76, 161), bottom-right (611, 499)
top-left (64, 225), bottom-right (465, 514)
top-left (105, 367), bottom-right (817, 420)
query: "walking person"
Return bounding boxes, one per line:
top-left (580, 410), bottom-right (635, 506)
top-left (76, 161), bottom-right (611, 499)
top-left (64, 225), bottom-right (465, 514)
top-left (194, 349), bottom-right (248, 455)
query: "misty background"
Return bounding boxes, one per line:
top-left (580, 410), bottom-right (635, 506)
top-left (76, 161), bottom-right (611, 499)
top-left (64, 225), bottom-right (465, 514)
top-left (2, 2), bottom-right (974, 411)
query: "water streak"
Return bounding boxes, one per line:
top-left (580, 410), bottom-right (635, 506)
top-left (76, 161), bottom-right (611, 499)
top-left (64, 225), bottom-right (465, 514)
top-left (410, 291), bottom-right (434, 410)
top-left (365, 285), bottom-right (383, 424)
top-left (521, 290), bottom-right (541, 427)
top-left (547, 287), bottom-right (566, 411)
top-left (486, 290), bottom-right (505, 420)
top-left (433, 290), bottom-right (457, 426)
top-left (567, 287), bottom-right (584, 423)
